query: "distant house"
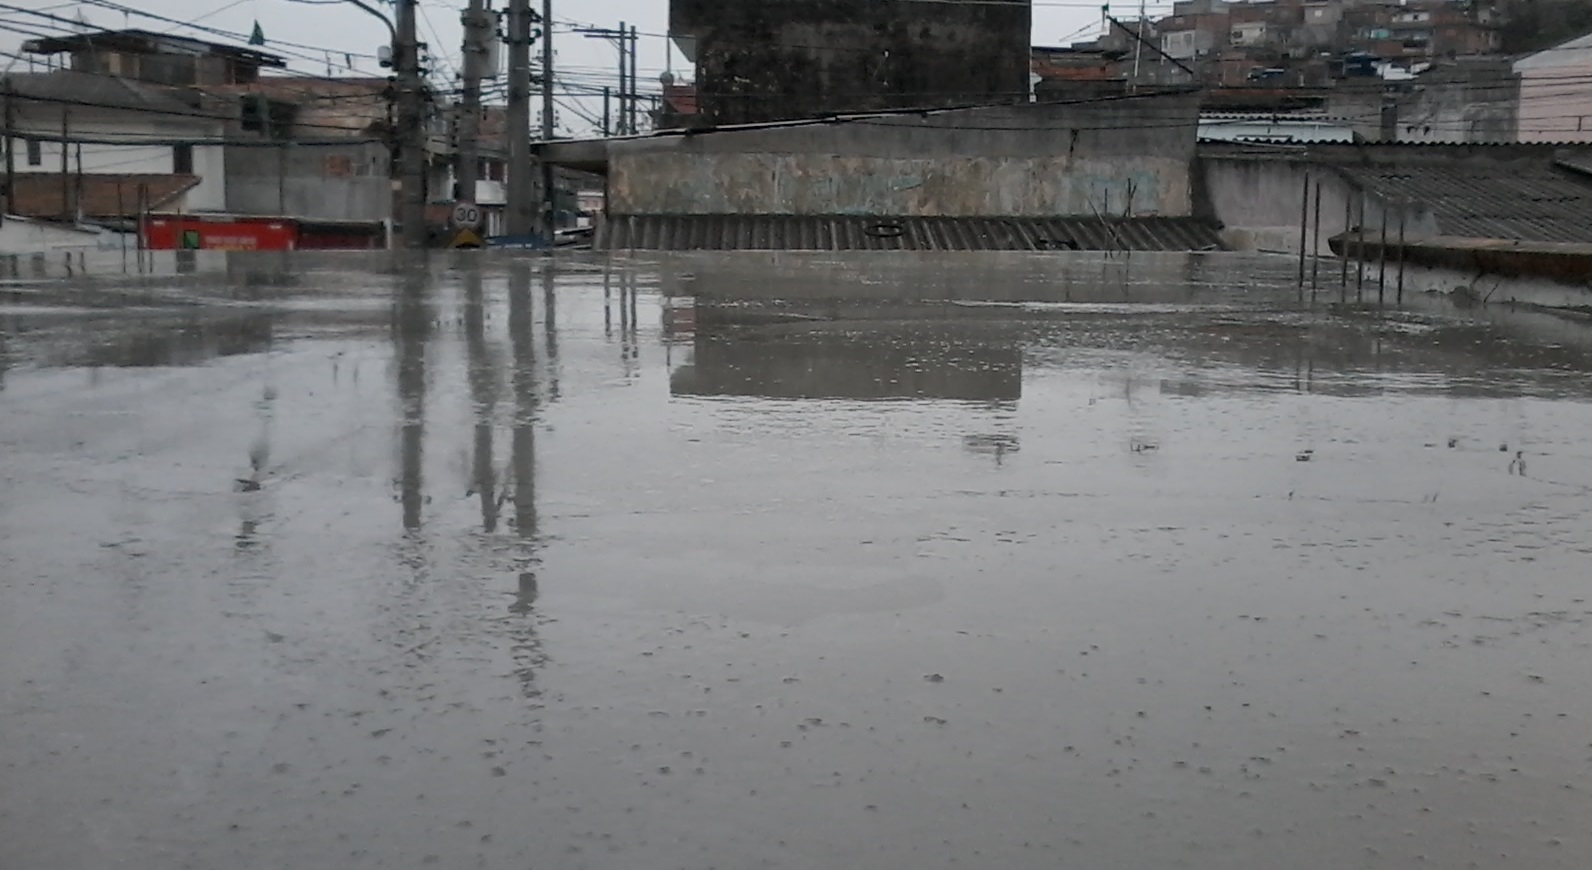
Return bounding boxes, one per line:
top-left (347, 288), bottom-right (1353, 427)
top-left (12, 29), bottom-right (395, 234)
top-left (1, 70), bottom-right (226, 220)
top-left (1513, 31), bottom-right (1592, 143)
top-left (1030, 46), bottom-right (1128, 101)
top-left (20, 28), bottom-right (286, 86)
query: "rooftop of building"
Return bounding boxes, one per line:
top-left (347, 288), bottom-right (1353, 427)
top-left (21, 28), bottom-right (287, 69)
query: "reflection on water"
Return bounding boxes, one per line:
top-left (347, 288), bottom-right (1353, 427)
top-left (673, 327), bottom-right (1022, 401)
top-left (8, 251), bottom-right (1592, 870)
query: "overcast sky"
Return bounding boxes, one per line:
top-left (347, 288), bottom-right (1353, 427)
top-left (2, 0), bottom-right (1175, 136)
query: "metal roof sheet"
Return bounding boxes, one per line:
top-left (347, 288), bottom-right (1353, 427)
top-left (598, 215), bottom-right (1224, 252)
top-left (1339, 162), bottom-right (1592, 244)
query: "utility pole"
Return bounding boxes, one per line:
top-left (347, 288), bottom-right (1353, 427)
top-left (618, 21), bottom-right (629, 135)
top-left (2, 79), bottom-right (14, 223)
top-left (539, 0), bottom-right (555, 237)
top-left (395, 0), bottom-right (428, 248)
top-left (504, 0), bottom-right (535, 237)
top-left (456, 0), bottom-right (493, 216)
top-left (579, 24), bottom-right (633, 134)
top-left (628, 24), bottom-right (639, 134)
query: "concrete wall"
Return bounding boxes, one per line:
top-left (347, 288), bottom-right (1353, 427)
top-left (607, 96), bottom-right (1199, 218)
top-left (1199, 155), bottom-right (1439, 253)
top-left (671, 0), bottom-right (1031, 124)
top-left (222, 142), bottom-right (389, 221)
top-left (1396, 62), bottom-right (1519, 143)
top-left (0, 216), bottom-right (102, 254)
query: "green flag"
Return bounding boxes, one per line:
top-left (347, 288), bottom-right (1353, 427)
top-left (248, 21), bottom-right (265, 46)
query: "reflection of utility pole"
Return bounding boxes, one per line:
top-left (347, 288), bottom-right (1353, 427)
top-left (542, 259), bottom-right (559, 400)
top-left (507, 263), bottom-right (539, 615)
top-left (395, 270), bottom-right (431, 530)
top-left (504, 0), bottom-right (538, 237)
top-left (463, 261), bottom-right (498, 532)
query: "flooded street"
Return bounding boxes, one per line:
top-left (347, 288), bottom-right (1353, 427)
top-left (4, 250), bottom-right (1592, 869)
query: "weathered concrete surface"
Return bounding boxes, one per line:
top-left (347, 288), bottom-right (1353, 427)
top-left (4, 250), bottom-right (1592, 869)
top-left (608, 97), bottom-right (1199, 217)
top-left (1198, 154), bottom-right (1439, 253)
top-left (223, 141), bottom-right (391, 221)
top-left (671, 0), bottom-right (1031, 124)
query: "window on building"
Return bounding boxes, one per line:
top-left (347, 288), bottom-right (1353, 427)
top-left (173, 144), bottom-right (194, 174)
top-left (26, 138), bottom-right (42, 166)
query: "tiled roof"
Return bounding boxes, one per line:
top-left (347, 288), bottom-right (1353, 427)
top-left (6, 173), bottom-right (199, 219)
top-left (1339, 162), bottom-right (1592, 244)
top-left (599, 214), bottom-right (1224, 252)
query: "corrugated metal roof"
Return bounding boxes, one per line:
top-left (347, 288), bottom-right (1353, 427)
top-left (1340, 163), bottom-right (1592, 244)
top-left (598, 215), bottom-right (1224, 252)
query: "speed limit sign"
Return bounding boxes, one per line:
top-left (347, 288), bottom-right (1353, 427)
top-left (452, 202), bottom-right (482, 229)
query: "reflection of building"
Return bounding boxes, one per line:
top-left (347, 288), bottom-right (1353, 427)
top-left (670, 324), bottom-right (1021, 401)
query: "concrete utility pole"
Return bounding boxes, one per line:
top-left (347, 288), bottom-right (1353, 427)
top-left (504, 0), bottom-right (535, 237)
top-left (578, 24), bottom-right (633, 134)
top-left (456, 0), bottom-right (494, 213)
top-left (628, 24), bottom-right (639, 135)
top-left (395, 0), bottom-right (428, 248)
top-left (540, 0), bottom-right (555, 237)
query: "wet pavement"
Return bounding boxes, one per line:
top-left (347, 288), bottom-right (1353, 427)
top-left (3, 250), bottom-right (1592, 869)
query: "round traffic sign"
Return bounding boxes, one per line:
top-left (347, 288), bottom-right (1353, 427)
top-left (452, 202), bottom-right (482, 229)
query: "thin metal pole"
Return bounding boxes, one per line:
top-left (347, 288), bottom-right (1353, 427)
top-left (1377, 204), bottom-right (1389, 305)
top-left (1355, 193), bottom-right (1366, 302)
top-left (1297, 172), bottom-right (1309, 290)
top-left (1310, 180), bottom-right (1322, 296)
top-left (602, 86), bottom-right (611, 137)
top-left (60, 110), bottom-right (70, 219)
top-left (1397, 206), bottom-right (1407, 304)
top-left (1340, 192), bottom-right (1350, 297)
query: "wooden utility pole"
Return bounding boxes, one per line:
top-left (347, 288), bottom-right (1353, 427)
top-left (395, 0), bottom-right (428, 247)
top-left (504, 0), bottom-right (535, 237)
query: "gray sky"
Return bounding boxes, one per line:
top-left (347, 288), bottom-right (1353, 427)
top-left (2, 0), bottom-right (1175, 136)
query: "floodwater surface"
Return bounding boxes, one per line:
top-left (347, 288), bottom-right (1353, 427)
top-left (3, 251), bottom-right (1592, 869)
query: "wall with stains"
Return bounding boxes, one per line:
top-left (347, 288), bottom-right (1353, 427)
top-left (607, 96), bottom-right (1199, 218)
top-left (1198, 155), bottom-right (1441, 253)
top-left (671, 0), bottom-right (1031, 124)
